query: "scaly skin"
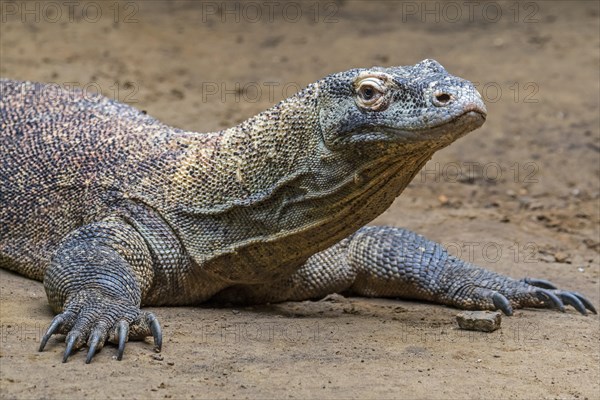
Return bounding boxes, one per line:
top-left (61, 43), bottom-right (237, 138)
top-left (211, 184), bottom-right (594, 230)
top-left (0, 60), bottom-right (595, 364)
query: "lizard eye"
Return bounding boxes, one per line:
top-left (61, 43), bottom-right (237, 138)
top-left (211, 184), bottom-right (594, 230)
top-left (359, 85), bottom-right (376, 101)
top-left (354, 76), bottom-right (387, 110)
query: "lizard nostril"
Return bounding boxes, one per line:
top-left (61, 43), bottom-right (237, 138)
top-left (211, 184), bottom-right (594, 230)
top-left (435, 93), bottom-right (451, 104)
top-left (432, 91), bottom-right (454, 107)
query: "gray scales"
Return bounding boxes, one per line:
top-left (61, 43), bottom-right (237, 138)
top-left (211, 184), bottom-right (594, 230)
top-left (0, 60), bottom-right (595, 364)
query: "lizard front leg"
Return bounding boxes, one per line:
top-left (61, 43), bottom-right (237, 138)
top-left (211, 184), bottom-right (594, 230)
top-left (344, 226), bottom-right (596, 315)
top-left (218, 226), bottom-right (596, 316)
top-left (39, 218), bottom-right (162, 363)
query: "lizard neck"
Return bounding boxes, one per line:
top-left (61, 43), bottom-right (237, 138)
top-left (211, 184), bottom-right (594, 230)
top-left (164, 82), bottom-right (322, 212)
top-left (154, 85), bottom-right (438, 284)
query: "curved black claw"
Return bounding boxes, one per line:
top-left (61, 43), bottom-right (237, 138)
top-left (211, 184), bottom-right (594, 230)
top-left (147, 313), bottom-right (162, 352)
top-left (86, 334), bottom-right (101, 364)
top-left (556, 292), bottom-right (587, 315)
top-left (63, 333), bottom-right (80, 363)
top-left (492, 292), bottom-right (513, 316)
top-left (570, 292), bottom-right (597, 314)
top-left (522, 278), bottom-right (558, 290)
top-left (39, 314), bottom-right (66, 352)
top-left (117, 321), bottom-right (129, 361)
top-left (535, 289), bottom-right (565, 312)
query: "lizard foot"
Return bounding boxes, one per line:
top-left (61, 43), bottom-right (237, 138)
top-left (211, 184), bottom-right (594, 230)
top-left (38, 290), bottom-right (162, 363)
top-left (452, 277), bottom-right (597, 316)
top-left (518, 277), bottom-right (597, 315)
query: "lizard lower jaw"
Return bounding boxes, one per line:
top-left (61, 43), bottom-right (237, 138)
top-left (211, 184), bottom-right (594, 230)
top-left (385, 108), bottom-right (486, 146)
top-left (397, 109), bottom-right (487, 142)
top-left (460, 109), bottom-right (486, 127)
top-left (426, 109), bottom-right (487, 143)
top-left (465, 105), bottom-right (487, 117)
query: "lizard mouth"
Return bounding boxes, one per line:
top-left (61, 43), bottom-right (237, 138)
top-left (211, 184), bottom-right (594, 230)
top-left (392, 105), bottom-right (487, 142)
top-left (325, 105), bottom-right (487, 149)
top-left (413, 101), bottom-right (487, 134)
top-left (446, 108), bottom-right (487, 130)
top-left (430, 108), bottom-right (487, 140)
top-left (358, 109), bottom-right (486, 145)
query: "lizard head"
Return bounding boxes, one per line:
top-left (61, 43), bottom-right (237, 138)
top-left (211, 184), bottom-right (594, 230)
top-left (317, 59), bottom-right (486, 152)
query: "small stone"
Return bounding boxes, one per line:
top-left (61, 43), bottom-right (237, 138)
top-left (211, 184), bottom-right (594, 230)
top-left (553, 252), bottom-right (569, 263)
top-left (438, 194), bottom-right (449, 205)
top-left (456, 311), bottom-right (502, 332)
top-left (538, 254), bottom-right (555, 263)
top-left (152, 354), bottom-right (164, 361)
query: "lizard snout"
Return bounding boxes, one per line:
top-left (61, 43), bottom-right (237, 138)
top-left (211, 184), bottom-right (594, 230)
top-left (429, 82), bottom-right (487, 121)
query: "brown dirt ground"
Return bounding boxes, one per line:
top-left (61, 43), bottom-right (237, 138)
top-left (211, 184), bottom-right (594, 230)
top-left (1, 1), bottom-right (599, 399)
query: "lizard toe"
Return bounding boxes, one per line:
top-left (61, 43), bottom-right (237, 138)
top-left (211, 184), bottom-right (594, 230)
top-left (533, 288), bottom-right (566, 312)
top-left (449, 286), bottom-right (515, 315)
top-left (63, 331), bottom-right (84, 363)
top-left (111, 320), bottom-right (129, 361)
top-left (521, 278), bottom-right (558, 290)
top-left (127, 311), bottom-right (162, 353)
top-left (491, 291), bottom-right (513, 316)
top-left (39, 312), bottom-right (72, 352)
top-left (38, 299), bottom-right (85, 353)
top-left (85, 322), bottom-right (110, 364)
top-left (569, 291), bottom-right (597, 314)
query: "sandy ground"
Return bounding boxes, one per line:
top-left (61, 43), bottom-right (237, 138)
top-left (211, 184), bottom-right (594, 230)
top-left (1, 1), bottom-right (599, 399)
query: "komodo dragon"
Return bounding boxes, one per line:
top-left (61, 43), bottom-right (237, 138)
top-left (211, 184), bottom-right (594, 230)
top-left (0, 60), bottom-right (595, 364)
